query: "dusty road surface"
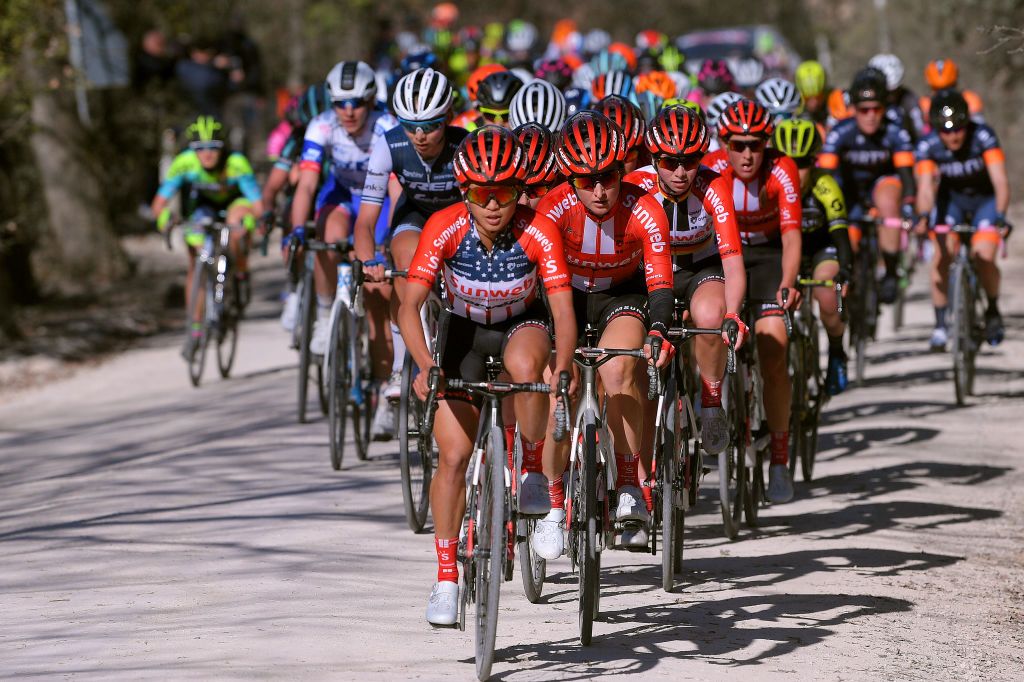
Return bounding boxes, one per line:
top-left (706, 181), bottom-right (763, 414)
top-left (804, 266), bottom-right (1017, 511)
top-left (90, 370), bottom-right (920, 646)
top-left (2, 243), bottom-right (1024, 681)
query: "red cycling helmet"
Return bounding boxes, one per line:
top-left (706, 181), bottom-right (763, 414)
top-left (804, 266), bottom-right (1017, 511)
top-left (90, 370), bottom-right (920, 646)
top-left (513, 123), bottom-right (561, 185)
top-left (556, 111), bottom-right (627, 176)
top-left (645, 105), bottom-right (710, 156)
top-left (453, 125), bottom-right (528, 185)
top-left (718, 98), bottom-right (774, 139)
top-left (593, 95), bottom-right (646, 150)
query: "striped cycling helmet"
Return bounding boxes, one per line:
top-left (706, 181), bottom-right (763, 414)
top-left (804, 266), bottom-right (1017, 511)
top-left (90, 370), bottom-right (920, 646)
top-left (593, 95), bottom-right (646, 150)
top-left (509, 80), bottom-right (567, 132)
top-left (453, 125), bottom-right (528, 185)
top-left (717, 98), bottom-right (774, 139)
top-left (591, 69), bottom-right (635, 102)
top-left (514, 123), bottom-right (561, 186)
top-left (645, 105), bottom-right (709, 157)
top-left (556, 111), bottom-right (626, 176)
top-left (392, 68), bottom-right (453, 121)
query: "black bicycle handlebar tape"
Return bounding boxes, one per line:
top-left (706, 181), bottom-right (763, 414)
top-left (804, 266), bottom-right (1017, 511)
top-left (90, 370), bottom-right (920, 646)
top-left (553, 370), bottom-right (570, 442)
top-left (780, 288), bottom-right (793, 339)
top-left (352, 259), bottom-right (363, 286)
top-left (424, 367), bottom-right (441, 435)
top-left (646, 335), bottom-right (662, 400)
top-left (722, 318), bottom-right (739, 375)
top-left (163, 227), bottom-right (173, 251)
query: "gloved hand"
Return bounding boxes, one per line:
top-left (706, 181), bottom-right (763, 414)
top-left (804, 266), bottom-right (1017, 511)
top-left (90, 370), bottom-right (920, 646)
top-left (156, 207), bottom-right (172, 233)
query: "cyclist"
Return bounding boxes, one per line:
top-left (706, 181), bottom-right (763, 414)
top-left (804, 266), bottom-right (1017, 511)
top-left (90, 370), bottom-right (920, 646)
top-left (794, 60), bottom-right (829, 129)
top-left (593, 95), bottom-right (648, 174)
top-left (591, 70), bottom-right (636, 103)
top-left (755, 78), bottom-right (803, 122)
top-left (354, 68), bottom-right (467, 424)
top-left (704, 99), bottom-right (802, 503)
top-left (625, 105), bottom-right (748, 456)
top-left (397, 127), bottom-right (577, 626)
top-left (289, 60), bottom-right (397, 355)
top-left (775, 118), bottom-right (853, 394)
top-left (915, 89), bottom-right (1009, 350)
top-left (454, 70), bottom-right (523, 131)
top-left (869, 53), bottom-right (926, 141)
top-left (532, 111), bottom-right (674, 556)
top-left (514, 123), bottom-right (563, 209)
top-left (819, 68), bottom-right (916, 305)
top-left (919, 59), bottom-right (985, 125)
top-left (689, 58), bottom-right (737, 109)
top-left (152, 115), bottom-right (263, 356)
top-left (733, 57), bottom-right (766, 98)
top-left (452, 63), bottom-right (505, 130)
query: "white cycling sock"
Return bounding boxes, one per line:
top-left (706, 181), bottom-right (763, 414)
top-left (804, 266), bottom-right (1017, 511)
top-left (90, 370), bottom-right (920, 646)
top-left (391, 322), bottom-right (406, 374)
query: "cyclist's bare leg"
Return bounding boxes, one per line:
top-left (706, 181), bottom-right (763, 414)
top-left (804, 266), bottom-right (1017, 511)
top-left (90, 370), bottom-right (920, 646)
top-left (385, 230), bottom-right (421, 378)
top-left (812, 260), bottom-right (844, 338)
top-left (931, 233), bottom-right (954, 309)
top-left (598, 316), bottom-right (648, 470)
top-left (971, 236), bottom-right (1000, 300)
top-left (226, 204), bottom-right (254, 274)
top-left (755, 315), bottom-right (791, 432)
top-left (364, 282), bottom-right (394, 380)
top-left (185, 248), bottom-right (199, 322)
top-left (502, 326), bottom-right (553, 443)
top-left (873, 181), bottom-right (903, 258)
top-left (691, 281), bottom-right (728, 383)
top-left (430, 399), bottom-right (478, 539)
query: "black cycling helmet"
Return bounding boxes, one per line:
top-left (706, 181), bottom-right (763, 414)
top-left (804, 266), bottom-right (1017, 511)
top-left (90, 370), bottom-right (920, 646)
top-left (849, 67), bottom-right (887, 104)
top-left (477, 71), bottom-right (524, 111)
top-left (930, 88), bottom-right (970, 132)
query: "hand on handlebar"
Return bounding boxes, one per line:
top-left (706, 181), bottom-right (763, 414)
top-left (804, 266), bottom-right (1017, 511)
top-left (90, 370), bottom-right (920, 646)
top-left (777, 285), bottom-right (801, 311)
top-left (645, 329), bottom-right (675, 369)
top-left (722, 312), bottom-right (747, 350)
top-left (414, 365), bottom-right (442, 401)
top-left (362, 256), bottom-right (388, 282)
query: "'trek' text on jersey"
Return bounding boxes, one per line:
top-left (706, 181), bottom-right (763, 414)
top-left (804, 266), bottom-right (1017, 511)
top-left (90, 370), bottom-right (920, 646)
top-left (360, 126), bottom-right (468, 214)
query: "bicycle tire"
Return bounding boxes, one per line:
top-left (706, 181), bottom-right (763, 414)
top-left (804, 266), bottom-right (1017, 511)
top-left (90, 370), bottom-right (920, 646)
top-left (659, 376), bottom-right (682, 592)
top-left (951, 260), bottom-right (974, 406)
top-left (745, 448), bottom-right (765, 527)
top-left (474, 426), bottom-right (505, 681)
top-left (352, 319), bottom-right (372, 462)
top-left (721, 371), bottom-right (746, 539)
top-left (578, 421), bottom-right (599, 645)
top-left (327, 306), bottom-right (351, 471)
top-left (518, 517), bottom-right (546, 603)
top-left (216, 274), bottom-right (239, 379)
top-left (186, 261), bottom-right (210, 387)
top-left (398, 353), bottom-right (431, 532)
top-left (297, 266), bottom-right (315, 423)
top-left (787, 332), bottom-right (806, 479)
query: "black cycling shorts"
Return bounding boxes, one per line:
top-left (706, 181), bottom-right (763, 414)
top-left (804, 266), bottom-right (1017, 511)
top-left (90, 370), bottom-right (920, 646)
top-left (439, 303), bottom-right (552, 404)
top-left (572, 277), bottom-right (649, 342)
top-left (743, 243), bottom-right (785, 320)
top-left (673, 257), bottom-right (724, 305)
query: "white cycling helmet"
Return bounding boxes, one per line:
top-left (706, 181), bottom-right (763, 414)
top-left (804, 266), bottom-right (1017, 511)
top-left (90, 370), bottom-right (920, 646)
top-left (509, 80), bottom-right (567, 132)
top-left (582, 29), bottom-right (611, 57)
top-left (705, 91), bottom-right (744, 129)
top-left (666, 70), bottom-right (691, 99)
top-left (755, 77), bottom-right (803, 116)
top-left (325, 61), bottom-right (377, 102)
top-left (732, 57), bottom-right (766, 90)
top-left (392, 67), bottom-right (453, 121)
top-left (571, 62), bottom-right (596, 90)
top-left (868, 53), bottom-right (905, 91)
top-left (506, 21), bottom-right (539, 53)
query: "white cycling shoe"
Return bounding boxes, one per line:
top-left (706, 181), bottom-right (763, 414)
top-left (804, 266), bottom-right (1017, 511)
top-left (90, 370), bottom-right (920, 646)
top-left (701, 405), bottom-right (729, 455)
top-left (531, 508), bottom-right (565, 560)
top-left (371, 398), bottom-right (395, 441)
top-left (615, 486), bottom-right (650, 524)
top-left (518, 472), bottom-right (551, 516)
top-left (767, 464), bottom-right (795, 504)
top-left (279, 292), bottom-right (299, 332)
top-left (426, 581), bottom-right (459, 626)
top-left (382, 371), bottom-right (403, 401)
top-left (309, 316), bottom-right (330, 356)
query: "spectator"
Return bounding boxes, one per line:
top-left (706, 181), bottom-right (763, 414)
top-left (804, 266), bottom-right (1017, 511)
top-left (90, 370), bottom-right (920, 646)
top-left (175, 35), bottom-right (231, 117)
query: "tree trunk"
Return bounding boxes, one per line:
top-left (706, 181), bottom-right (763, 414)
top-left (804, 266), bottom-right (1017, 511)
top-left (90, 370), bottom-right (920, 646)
top-left (23, 44), bottom-right (129, 298)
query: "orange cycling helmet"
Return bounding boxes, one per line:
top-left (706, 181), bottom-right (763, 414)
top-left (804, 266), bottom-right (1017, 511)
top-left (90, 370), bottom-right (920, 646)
top-left (607, 41), bottom-right (638, 72)
top-left (635, 71), bottom-right (677, 99)
top-left (593, 94), bottom-right (646, 150)
top-left (454, 125), bottom-right (528, 185)
top-left (717, 99), bottom-right (774, 139)
top-left (466, 64), bottom-right (507, 103)
top-left (645, 105), bottom-right (709, 157)
top-left (557, 111), bottom-right (627, 176)
top-left (827, 88), bottom-right (853, 121)
top-left (925, 59), bottom-right (959, 90)
top-left (514, 122), bottom-right (561, 185)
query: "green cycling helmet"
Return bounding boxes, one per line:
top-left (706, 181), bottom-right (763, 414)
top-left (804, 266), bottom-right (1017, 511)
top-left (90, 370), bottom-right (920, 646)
top-left (186, 115), bottom-right (225, 149)
top-left (795, 60), bottom-right (827, 99)
top-left (663, 97), bottom-right (703, 116)
top-left (773, 118), bottom-right (821, 160)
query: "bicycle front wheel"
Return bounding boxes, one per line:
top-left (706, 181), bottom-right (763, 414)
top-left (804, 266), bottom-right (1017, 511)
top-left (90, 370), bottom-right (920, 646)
top-left (186, 261), bottom-right (211, 387)
top-left (296, 267), bottom-right (315, 423)
top-left (216, 271), bottom-right (239, 379)
top-left (572, 421), bottom-right (599, 645)
top-left (720, 370), bottom-right (746, 539)
top-left (351, 319), bottom-right (373, 462)
top-left (474, 426), bottom-right (505, 681)
top-left (398, 353), bottom-right (431, 532)
top-left (327, 306), bottom-right (351, 471)
top-left (950, 261), bottom-right (976, 405)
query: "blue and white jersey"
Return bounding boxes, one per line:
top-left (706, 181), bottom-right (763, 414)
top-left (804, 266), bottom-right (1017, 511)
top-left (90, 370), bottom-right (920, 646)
top-left (298, 108), bottom-right (397, 195)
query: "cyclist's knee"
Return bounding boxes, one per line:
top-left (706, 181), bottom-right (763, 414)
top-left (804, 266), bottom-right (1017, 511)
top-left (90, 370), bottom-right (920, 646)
top-left (599, 355), bottom-right (639, 394)
top-left (390, 231), bottom-right (420, 268)
top-left (690, 297), bottom-right (725, 329)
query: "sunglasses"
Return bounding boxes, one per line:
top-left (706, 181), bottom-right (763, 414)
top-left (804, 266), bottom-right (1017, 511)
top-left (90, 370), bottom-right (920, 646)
top-left (855, 104), bottom-right (883, 114)
top-left (525, 183), bottom-right (555, 199)
top-left (190, 141), bottom-right (224, 151)
top-left (332, 97), bottom-right (371, 110)
top-left (656, 155), bottom-right (702, 173)
top-left (479, 107), bottom-right (510, 123)
top-left (727, 139), bottom-right (766, 153)
top-left (570, 169), bottom-right (621, 191)
top-left (398, 116), bottom-right (446, 135)
top-left (464, 185), bottom-right (521, 207)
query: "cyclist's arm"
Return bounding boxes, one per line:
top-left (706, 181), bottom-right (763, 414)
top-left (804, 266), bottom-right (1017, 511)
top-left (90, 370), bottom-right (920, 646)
top-left (261, 166), bottom-right (289, 210)
top-left (354, 135), bottom-right (393, 263)
top-left (815, 173), bottom-right (853, 275)
top-left (893, 127), bottom-right (917, 207)
top-left (772, 157), bottom-right (803, 297)
top-left (978, 128), bottom-right (1010, 216)
top-left (387, 173), bottom-right (403, 226)
top-left (150, 152), bottom-right (194, 223)
top-left (398, 279), bottom-right (434, 374)
top-left (401, 214), bottom-right (452, 372)
top-left (634, 195), bottom-right (674, 335)
top-left (914, 159), bottom-right (937, 219)
top-left (527, 215), bottom-right (576, 374)
top-left (703, 172), bottom-right (745, 316)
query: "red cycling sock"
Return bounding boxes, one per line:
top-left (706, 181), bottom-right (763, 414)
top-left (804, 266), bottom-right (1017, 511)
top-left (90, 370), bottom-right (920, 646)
top-left (770, 431), bottom-right (789, 466)
top-left (615, 452), bottom-right (640, 489)
top-left (548, 476), bottom-right (565, 510)
top-left (521, 437), bottom-right (544, 474)
top-left (436, 537), bottom-right (458, 583)
top-left (641, 479), bottom-right (654, 513)
top-left (701, 376), bottom-right (723, 408)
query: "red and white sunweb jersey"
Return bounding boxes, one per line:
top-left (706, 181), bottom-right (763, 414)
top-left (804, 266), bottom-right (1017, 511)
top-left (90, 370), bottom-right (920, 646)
top-left (407, 203), bottom-right (571, 325)
top-left (703, 149), bottom-right (802, 246)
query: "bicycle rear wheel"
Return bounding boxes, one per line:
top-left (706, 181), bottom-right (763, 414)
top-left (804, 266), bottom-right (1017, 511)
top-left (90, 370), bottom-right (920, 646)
top-left (659, 378), bottom-right (683, 592)
top-left (297, 267), bottom-right (315, 423)
top-left (216, 274), bottom-right (239, 379)
top-left (721, 371), bottom-right (746, 539)
top-left (327, 306), bottom-right (351, 471)
top-left (399, 353), bottom-right (432, 532)
top-left (186, 261), bottom-right (211, 387)
top-left (573, 421), bottom-right (599, 645)
top-left (950, 260), bottom-right (976, 405)
top-left (473, 427), bottom-right (505, 681)
top-left (744, 448), bottom-right (765, 527)
top-left (518, 517), bottom-right (546, 603)
top-left (351, 320), bottom-right (373, 462)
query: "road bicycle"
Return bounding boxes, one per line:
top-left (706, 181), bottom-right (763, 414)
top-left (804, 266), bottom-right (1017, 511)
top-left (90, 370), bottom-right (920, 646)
top-left (422, 366), bottom-right (568, 680)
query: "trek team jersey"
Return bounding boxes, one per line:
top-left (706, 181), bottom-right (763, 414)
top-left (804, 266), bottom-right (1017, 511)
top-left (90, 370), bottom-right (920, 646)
top-left (818, 117), bottom-right (915, 198)
top-left (360, 126), bottom-right (468, 213)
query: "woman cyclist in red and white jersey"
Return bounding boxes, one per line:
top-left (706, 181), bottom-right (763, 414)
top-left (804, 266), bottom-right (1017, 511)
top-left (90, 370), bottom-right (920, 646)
top-left (397, 126), bottom-right (577, 627)
top-left (531, 111), bottom-right (674, 558)
top-left (704, 99), bottom-right (803, 504)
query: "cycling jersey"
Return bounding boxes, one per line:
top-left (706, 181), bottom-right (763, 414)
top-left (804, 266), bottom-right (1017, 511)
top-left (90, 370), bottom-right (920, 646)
top-left (536, 181), bottom-right (674, 332)
top-left (407, 203), bottom-right (571, 324)
top-left (886, 87), bottom-right (926, 141)
top-left (915, 123), bottom-right (1003, 197)
top-left (818, 117), bottom-right (915, 204)
top-left (799, 168), bottom-right (852, 273)
top-left (623, 165), bottom-right (742, 264)
top-left (361, 126), bottom-right (468, 215)
top-left (298, 108), bottom-right (397, 194)
top-left (273, 126), bottom-right (306, 173)
top-left (703, 149), bottom-right (802, 245)
top-left (157, 150), bottom-right (261, 212)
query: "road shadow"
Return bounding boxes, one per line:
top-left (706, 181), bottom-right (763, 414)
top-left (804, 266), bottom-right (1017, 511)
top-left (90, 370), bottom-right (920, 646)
top-left (815, 426), bottom-right (941, 463)
top-left (806, 460), bottom-right (1009, 499)
top-left (820, 399), bottom-right (960, 426)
